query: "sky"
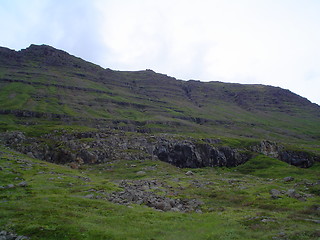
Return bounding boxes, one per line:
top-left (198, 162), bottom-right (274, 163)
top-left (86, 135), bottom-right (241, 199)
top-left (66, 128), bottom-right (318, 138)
top-left (1, 0), bottom-right (320, 105)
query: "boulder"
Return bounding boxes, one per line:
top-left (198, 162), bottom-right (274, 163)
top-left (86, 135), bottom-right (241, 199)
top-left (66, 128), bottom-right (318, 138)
top-left (185, 171), bottom-right (194, 176)
top-left (283, 176), bottom-right (294, 182)
top-left (17, 181), bottom-right (28, 187)
top-left (270, 189), bottom-right (281, 199)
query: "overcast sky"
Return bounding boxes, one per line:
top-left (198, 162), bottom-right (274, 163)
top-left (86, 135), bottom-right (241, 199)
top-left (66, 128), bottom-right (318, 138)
top-left (1, 0), bottom-right (320, 105)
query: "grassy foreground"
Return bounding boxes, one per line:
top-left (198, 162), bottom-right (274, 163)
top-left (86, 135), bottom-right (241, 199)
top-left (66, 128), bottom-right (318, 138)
top-left (0, 146), bottom-right (320, 240)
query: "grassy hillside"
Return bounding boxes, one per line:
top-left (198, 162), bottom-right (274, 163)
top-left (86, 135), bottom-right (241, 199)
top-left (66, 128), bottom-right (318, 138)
top-left (0, 44), bottom-right (320, 148)
top-left (1, 147), bottom-right (320, 240)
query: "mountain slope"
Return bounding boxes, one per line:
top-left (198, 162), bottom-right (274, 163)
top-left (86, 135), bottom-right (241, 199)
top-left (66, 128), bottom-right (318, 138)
top-left (1, 44), bottom-right (320, 240)
top-left (0, 44), bottom-right (319, 147)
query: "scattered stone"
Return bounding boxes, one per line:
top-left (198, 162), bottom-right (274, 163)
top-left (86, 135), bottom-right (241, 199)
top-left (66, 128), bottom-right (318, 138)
top-left (84, 194), bottom-right (95, 199)
top-left (69, 162), bottom-right (79, 169)
top-left (261, 218), bottom-right (275, 223)
top-left (17, 181), bottom-right (28, 187)
top-left (136, 171), bottom-right (146, 175)
top-left (272, 232), bottom-right (287, 240)
top-left (171, 207), bottom-right (180, 212)
top-left (26, 152), bottom-right (34, 158)
top-left (286, 189), bottom-right (305, 201)
top-left (195, 209), bottom-right (203, 214)
top-left (0, 230), bottom-right (29, 240)
top-left (303, 219), bottom-right (320, 224)
top-left (6, 184), bottom-right (15, 189)
top-left (283, 176), bottom-right (294, 182)
top-left (185, 171), bottom-right (194, 176)
top-left (107, 180), bottom-right (202, 212)
top-left (270, 189), bottom-right (281, 199)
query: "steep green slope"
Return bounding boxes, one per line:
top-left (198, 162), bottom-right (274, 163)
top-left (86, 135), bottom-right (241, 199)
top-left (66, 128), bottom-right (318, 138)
top-left (0, 44), bottom-right (319, 148)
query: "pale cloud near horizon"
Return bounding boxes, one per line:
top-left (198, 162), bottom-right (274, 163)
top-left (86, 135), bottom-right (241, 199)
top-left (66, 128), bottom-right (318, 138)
top-left (1, 0), bottom-right (320, 105)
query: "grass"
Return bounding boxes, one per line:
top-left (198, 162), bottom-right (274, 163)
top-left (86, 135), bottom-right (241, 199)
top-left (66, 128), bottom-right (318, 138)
top-left (1, 66), bottom-right (320, 146)
top-left (1, 146), bottom-right (319, 239)
top-left (235, 154), bottom-right (320, 180)
top-left (0, 83), bottom-right (35, 110)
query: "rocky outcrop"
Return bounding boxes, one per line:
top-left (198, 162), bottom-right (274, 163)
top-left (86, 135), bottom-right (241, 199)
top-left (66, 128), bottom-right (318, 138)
top-left (154, 139), bottom-right (251, 168)
top-left (0, 131), bottom-right (251, 168)
top-left (2, 131), bottom-right (318, 169)
top-left (279, 150), bottom-right (318, 168)
top-left (252, 140), bottom-right (283, 158)
top-left (253, 140), bottom-right (319, 168)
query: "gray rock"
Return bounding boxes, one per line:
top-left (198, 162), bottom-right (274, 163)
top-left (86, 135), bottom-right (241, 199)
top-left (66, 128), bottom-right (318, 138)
top-left (286, 189), bottom-right (305, 201)
top-left (253, 140), bottom-right (318, 168)
top-left (26, 152), bottom-right (34, 158)
top-left (0, 230), bottom-right (29, 240)
top-left (155, 201), bottom-right (171, 211)
top-left (304, 219), bottom-right (320, 224)
top-left (6, 184), bottom-right (15, 189)
top-left (17, 181), bottom-right (28, 187)
top-left (84, 194), bottom-right (95, 199)
top-left (171, 207), bottom-right (180, 212)
top-left (283, 176), bottom-right (294, 182)
top-left (107, 179), bottom-right (201, 212)
top-left (136, 171), bottom-right (146, 175)
top-left (261, 218), bottom-right (275, 223)
top-left (270, 189), bottom-right (281, 199)
top-left (153, 140), bottom-right (251, 168)
top-left (185, 171), bottom-right (194, 176)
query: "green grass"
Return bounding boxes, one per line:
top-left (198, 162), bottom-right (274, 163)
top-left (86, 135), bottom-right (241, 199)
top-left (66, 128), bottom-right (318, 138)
top-left (235, 154), bottom-right (320, 180)
top-left (0, 83), bottom-right (35, 109)
top-left (1, 146), bottom-right (319, 239)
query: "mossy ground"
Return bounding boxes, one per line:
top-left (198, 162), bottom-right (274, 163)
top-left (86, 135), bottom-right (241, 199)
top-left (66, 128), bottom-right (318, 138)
top-left (1, 146), bottom-right (319, 240)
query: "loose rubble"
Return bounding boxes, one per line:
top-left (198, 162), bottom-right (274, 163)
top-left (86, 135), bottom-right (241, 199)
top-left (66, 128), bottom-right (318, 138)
top-left (0, 230), bottom-right (29, 240)
top-left (108, 180), bottom-right (203, 212)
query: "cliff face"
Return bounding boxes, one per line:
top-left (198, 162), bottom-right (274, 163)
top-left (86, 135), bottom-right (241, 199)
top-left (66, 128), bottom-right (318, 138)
top-left (253, 140), bottom-right (319, 168)
top-left (0, 131), bottom-right (250, 168)
top-left (1, 131), bottom-right (318, 169)
top-left (153, 140), bottom-right (251, 168)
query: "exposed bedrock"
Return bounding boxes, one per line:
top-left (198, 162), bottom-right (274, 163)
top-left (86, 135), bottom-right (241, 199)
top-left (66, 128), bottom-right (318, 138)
top-left (153, 139), bottom-right (251, 168)
top-left (1, 132), bottom-right (318, 168)
top-left (253, 140), bottom-right (319, 168)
